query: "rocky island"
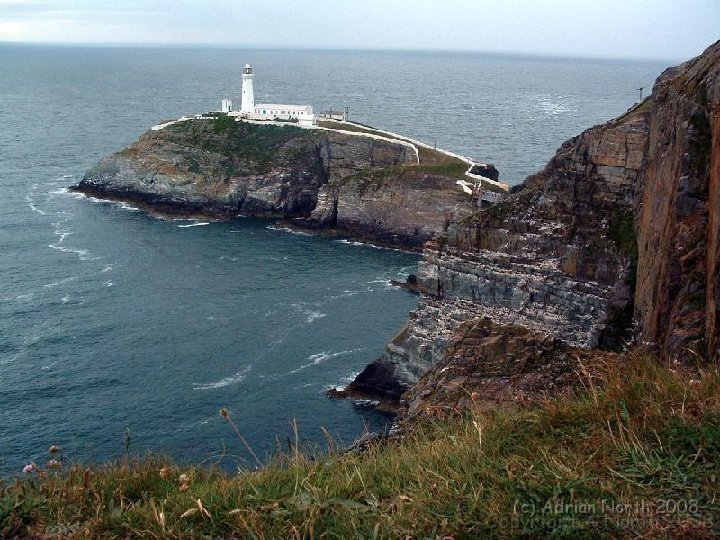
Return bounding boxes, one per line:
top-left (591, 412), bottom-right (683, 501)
top-left (74, 116), bottom-right (505, 250)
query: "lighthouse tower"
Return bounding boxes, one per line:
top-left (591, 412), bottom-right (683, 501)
top-left (240, 64), bottom-right (255, 113)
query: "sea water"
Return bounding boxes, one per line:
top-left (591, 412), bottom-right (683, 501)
top-left (0, 45), bottom-right (667, 474)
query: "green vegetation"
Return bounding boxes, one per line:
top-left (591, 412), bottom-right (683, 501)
top-left (211, 114), bottom-right (236, 131)
top-left (608, 211), bottom-right (638, 259)
top-left (2, 351), bottom-right (718, 538)
top-left (168, 119), bottom-right (317, 175)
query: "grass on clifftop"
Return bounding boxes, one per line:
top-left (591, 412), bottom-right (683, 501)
top-left (2, 350), bottom-right (718, 538)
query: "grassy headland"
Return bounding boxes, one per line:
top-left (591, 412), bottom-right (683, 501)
top-left (2, 350), bottom-right (718, 538)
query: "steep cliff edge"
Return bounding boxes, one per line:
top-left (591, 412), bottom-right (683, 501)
top-left (337, 41), bottom-right (719, 408)
top-left (75, 117), bottom-right (480, 249)
top-left (635, 42), bottom-right (720, 362)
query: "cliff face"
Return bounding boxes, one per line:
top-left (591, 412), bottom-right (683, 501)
top-left (77, 118), bottom-right (475, 249)
top-left (635, 42), bottom-right (720, 362)
top-left (339, 99), bottom-right (650, 399)
top-left (339, 41), bottom-right (720, 409)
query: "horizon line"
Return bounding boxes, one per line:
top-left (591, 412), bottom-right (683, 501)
top-left (0, 40), bottom-right (683, 64)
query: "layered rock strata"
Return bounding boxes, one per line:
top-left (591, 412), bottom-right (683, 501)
top-left (342, 41), bottom-right (720, 411)
top-left (336, 97), bottom-right (652, 402)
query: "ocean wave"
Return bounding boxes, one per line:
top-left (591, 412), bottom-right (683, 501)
top-left (117, 202), bottom-right (141, 212)
top-left (291, 303), bottom-right (327, 323)
top-left (66, 191), bottom-right (140, 212)
top-left (25, 184), bottom-right (49, 215)
top-left (48, 243), bottom-right (97, 261)
top-left (328, 289), bottom-right (362, 300)
top-left (333, 238), bottom-right (404, 252)
top-left (26, 198), bottom-right (48, 215)
top-left (325, 371), bottom-right (360, 391)
top-left (335, 239), bottom-right (368, 247)
top-left (290, 349), bottom-right (362, 375)
top-left (49, 215), bottom-right (98, 260)
top-left (42, 276), bottom-right (78, 289)
top-left (177, 222), bottom-right (209, 228)
top-left (538, 97), bottom-right (575, 115)
top-left (266, 224), bottom-right (313, 236)
top-left (192, 365), bottom-right (251, 391)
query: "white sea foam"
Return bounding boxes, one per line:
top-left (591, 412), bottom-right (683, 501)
top-left (325, 371), bottom-right (361, 391)
top-left (49, 243), bottom-right (96, 261)
top-left (334, 238), bottom-right (403, 252)
top-left (328, 289), bottom-right (362, 300)
top-left (25, 184), bottom-right (49, 215)
top-left (117, 202), bottom-right (140, 212)
top-left (26, 198), bottom-right (47, 215)
top-left (290, 349), bottom-right (361, 374)
top-left (291, 303), bottom-right (327, 323)
top-left (48, 215), bottom-right (99, 261)
top-left (335, 239), bottom-right (366, 247)
top-left (539, 97), bottom-right (575, 116)
top-left (43, 276), bottom-right (78, 289)
top-left (193, 366), bottom-right (251, 390)
top-left (266, 224), bottom-right (312, 236)
top-left (177, 222), bottom-right (209, 228)
top-left (367, 278), bottom-right (393, 290)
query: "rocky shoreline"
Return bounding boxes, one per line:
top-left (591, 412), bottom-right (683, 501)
top-left (75, 41), bottom-right (719, 429)
top-left (76, 118), bottom-right (490, 250)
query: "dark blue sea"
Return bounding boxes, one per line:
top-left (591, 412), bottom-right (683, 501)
top-left (0, 45), bottom-right (667, 475)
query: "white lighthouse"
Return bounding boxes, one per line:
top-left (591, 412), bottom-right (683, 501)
top-left (240, 64), bottom-right (255, 113)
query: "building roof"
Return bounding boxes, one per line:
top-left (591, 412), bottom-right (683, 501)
top-left (255, 104), bottom-right (312, 110)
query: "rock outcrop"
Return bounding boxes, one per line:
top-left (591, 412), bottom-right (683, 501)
top-left (338, 40), bottom-right (720, 409)
top-left (337, 94), bottom-right (650, 402)
top-left (76, 118), bottom-right (477, 249)
top-left (398, 317), bottom-right (616, 423)
top-left (635, 42), bottom-right (720, 362)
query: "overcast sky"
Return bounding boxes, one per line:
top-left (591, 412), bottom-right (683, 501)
top-left (1, 0), bottom-right (717, 60)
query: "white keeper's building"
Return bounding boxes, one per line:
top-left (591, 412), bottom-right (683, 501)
top-left (224, 64), bottom-right (316, 127)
